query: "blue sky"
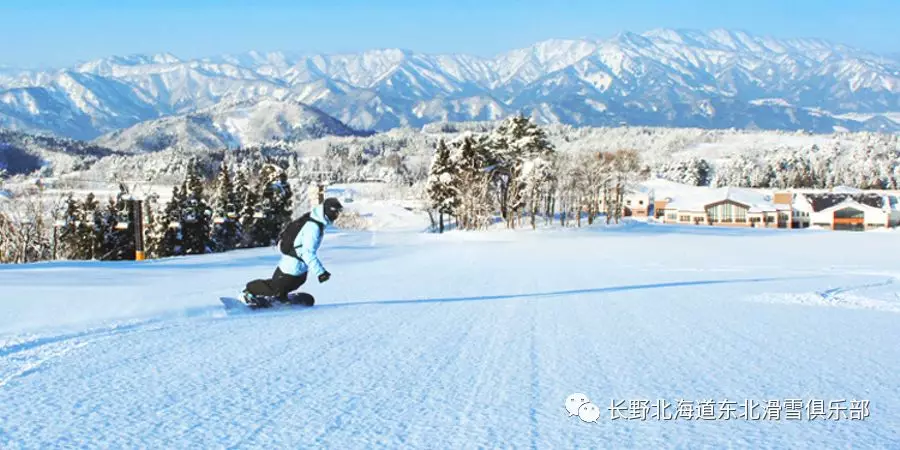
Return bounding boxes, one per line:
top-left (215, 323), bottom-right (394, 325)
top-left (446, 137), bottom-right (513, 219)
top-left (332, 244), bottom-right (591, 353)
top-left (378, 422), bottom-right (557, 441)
top-left (1, 0), bottom-right (897, 68)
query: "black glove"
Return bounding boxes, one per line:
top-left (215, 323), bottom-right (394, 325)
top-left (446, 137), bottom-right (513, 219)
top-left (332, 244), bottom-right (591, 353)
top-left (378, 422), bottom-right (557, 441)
top-left (318, 271), bottom-right (331, 283)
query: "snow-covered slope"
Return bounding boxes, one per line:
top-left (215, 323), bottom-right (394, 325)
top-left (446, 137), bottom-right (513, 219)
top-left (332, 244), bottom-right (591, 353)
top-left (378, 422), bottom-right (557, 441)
top-left (0, 129), bottom-right (122, 176)
top-left (2, 28), bottom-right (899, 138)
top-left (1, 220), bottom-right (899, 447)
top-left (94, 97), bottom-right (367, 153)
top-left (0, 71), bottom-right (161, 140)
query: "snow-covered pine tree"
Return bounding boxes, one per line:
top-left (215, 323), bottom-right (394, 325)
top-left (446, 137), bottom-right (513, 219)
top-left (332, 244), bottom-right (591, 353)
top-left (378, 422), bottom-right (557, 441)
top-left (77, 192), bottom-right (102, 260)
top-left (159, 185), bottom-right (185, 256)
top-left (426, 139), bottom-right (460, 233)
top-left (57, 194), bottom-right (83, 259)
top-left (141, 192), bottom-right (165, 259)
top-left (450, 133), bottom-right (493, 230)
top-left (488, 114), bottom-right (555, 228)
top-left (251, 164), bottom-right (293, 246)
top-left (233, 169), bottom-right (249, 224)
top-left (237, 169), bottom-right (260, 248)
top-left (679, 158), bottom-right (711, 186)
top-left (273, 171), bottom-right (293, 226)
top-left (97, 185), bottom-right (136, 260)
top-left (211, 161), bottom-right (242, 252)
top-left (99, 197), bottom-right (123, 260)
top-left (655, 157), bottom-right (711, 186)
top-left (99, 197), bottom-right (117, 260)
top-left (180, 159), bottom-right (213, 255)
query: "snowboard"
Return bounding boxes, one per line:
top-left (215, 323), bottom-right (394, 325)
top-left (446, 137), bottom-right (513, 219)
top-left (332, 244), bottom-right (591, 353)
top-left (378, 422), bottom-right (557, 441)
top-left (220, 292), bottom-right (315, 311)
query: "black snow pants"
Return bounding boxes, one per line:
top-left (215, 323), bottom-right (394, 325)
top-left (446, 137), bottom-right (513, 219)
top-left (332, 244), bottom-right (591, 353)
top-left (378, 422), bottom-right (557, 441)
top-left (245, 267), bottom-right (308, 299)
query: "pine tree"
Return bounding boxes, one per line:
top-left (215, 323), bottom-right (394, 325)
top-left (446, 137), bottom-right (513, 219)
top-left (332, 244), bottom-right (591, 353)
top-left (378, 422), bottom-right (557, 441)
top-left (99, 197), bottom-right (121, 260)
top-left (488, 114), bottom-right (555, 228)
top-left (694, 158), bottom-right (711, 187)
top-left (251, 164), bottom-right (293, 246)
top-left (57, 194), bottom-right (82, 259)
top-left (211, 161), bottom-right (242, 251)
top-left (77, 192), bottom-right (102, 259)
top-left (159, 185), bottom-right (185, 256)
top-left (180, 159), bottom-right (213, 255)
top-left (233, 169), bottom-right (250, 225)
top-left (658, 158), bottom-right (711, 186)
top-left (238, 179), bottom-right (260, 248)
top-left (273, 171), bottom-right (293, 228)
top-left (450, 134), bottom-right (493, 230)
top-left (142, 193), bottom-right (165, 259)
top-left (426, 139), bottom-right (459, 233)
top-left (97, 186), bottom-right (136, 260)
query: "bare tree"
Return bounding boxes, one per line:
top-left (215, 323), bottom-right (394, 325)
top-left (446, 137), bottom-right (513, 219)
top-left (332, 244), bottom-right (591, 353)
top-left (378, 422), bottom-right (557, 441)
top-left (521, 156), bottom-right (556, 230)
top-left (608, 149), bottom-right (643, 224)
top-left (554, 153), bottom-right (584, 228)
top-left (0, 182), bottom-right (62, 263)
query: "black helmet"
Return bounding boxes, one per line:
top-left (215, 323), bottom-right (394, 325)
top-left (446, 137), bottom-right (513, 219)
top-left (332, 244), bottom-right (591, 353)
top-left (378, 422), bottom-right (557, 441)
top-left (323, 197), bottom-right (343, 222)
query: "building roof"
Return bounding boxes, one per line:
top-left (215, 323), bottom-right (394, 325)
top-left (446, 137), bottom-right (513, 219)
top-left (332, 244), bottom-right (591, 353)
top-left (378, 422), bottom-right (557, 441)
top-left (666, 187), bottom-right (777, 213)
top-left (832, 185), bottom-right (864, 194)
top-left (801, 193), bottom-right (888, 212)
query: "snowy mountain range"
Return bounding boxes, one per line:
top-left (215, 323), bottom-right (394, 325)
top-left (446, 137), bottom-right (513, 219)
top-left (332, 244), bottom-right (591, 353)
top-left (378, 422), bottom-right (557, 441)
top-left (1, 28), bottom-right (899, 142)
top-left (94, 97), bottom-right (368, 153)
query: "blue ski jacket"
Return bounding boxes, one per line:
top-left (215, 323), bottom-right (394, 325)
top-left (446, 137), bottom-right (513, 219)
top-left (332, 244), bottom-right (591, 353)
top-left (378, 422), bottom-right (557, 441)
top-left (277, 205), bottom-right (332, 277)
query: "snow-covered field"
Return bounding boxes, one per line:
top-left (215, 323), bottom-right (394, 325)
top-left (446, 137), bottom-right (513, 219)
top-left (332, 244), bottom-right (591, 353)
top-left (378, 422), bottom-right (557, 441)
top-left (2, 214), bottom-right (900, 448)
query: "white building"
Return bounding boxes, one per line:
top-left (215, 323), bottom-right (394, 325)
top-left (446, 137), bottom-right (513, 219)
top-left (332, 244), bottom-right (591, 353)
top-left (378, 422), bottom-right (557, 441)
top-left (661, 187), bottom-right (797, 228)
top-left (642, 178), bottom-right (899, 231)
top-left (598, 186), bottom-right (655, 217)
top-left (794, 193), bottom-right (900, 231)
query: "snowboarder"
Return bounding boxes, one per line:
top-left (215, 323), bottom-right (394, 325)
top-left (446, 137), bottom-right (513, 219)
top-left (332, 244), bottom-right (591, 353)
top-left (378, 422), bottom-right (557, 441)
top-left (241, 197), bottom-right (343, 307)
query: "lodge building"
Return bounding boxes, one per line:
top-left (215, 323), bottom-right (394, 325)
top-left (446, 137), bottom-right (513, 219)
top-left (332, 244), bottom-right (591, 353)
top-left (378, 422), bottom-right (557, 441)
top-left (658, 187), bottom-right (900, 231)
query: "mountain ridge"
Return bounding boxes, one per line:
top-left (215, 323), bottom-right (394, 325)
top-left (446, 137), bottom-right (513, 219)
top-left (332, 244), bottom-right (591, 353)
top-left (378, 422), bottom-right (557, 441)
top-left (0, 28), bottom-right (898, 140)
top-left (93, 96), bottom-right (369, 153)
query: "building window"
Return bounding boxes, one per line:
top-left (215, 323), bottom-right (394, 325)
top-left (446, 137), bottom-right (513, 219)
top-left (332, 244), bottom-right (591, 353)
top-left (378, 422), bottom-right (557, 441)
top-left (639, 200), bottom-right (644, 205)
top-left (834, 208), bottom-right (864, 219)
top-left (626, 200), bottom-right (632, 206)
top-left (679, 215), bottom-right (690, 222)
top-left (667, 213), bottom-right (677, 220)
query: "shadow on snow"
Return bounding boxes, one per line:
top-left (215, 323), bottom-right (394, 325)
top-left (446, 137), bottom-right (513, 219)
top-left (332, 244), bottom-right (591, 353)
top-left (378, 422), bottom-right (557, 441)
top-left (317, 275), bottom-right (825, 310)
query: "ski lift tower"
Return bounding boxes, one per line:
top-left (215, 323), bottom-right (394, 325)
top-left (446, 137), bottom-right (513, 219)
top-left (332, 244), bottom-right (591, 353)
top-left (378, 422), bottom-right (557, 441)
top-left (102, 188), bottom-right (147, 261)
top-left (115, 194), bottom-right (146, 261)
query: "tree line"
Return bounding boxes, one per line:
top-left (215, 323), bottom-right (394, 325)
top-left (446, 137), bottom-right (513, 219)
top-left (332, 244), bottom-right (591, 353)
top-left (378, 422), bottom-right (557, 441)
top-left (0, 159), bottom-right (295, 264)
top-left (655, 143), bottom-right (900, 189)
top-left (425, 115), bottom-right (647, 232)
